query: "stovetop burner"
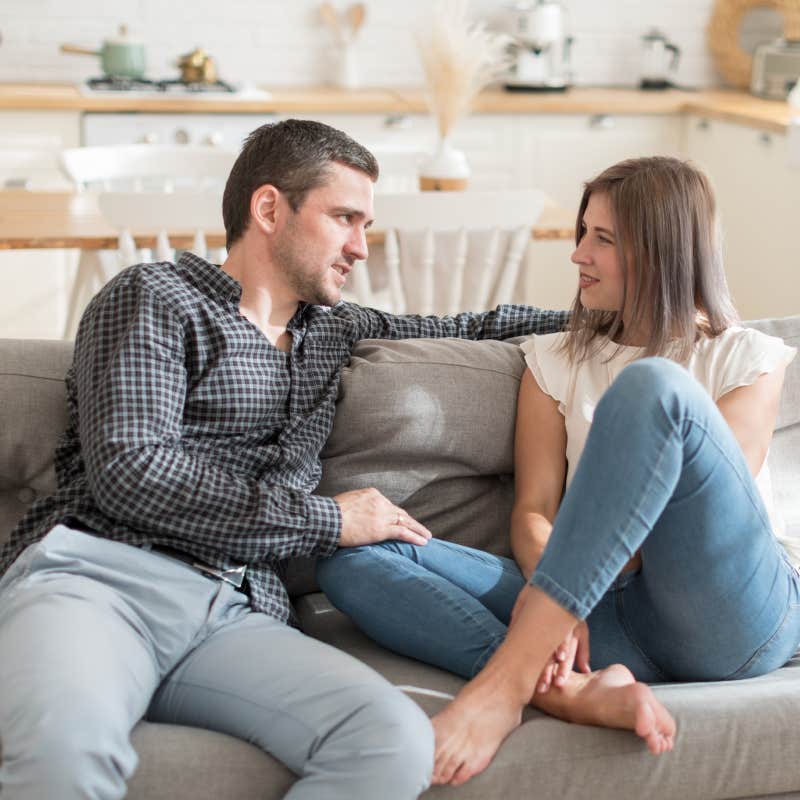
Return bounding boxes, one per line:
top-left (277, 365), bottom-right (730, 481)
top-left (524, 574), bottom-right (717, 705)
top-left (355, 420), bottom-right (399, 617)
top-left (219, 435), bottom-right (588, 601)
top-left (86, 76), bottom-right (236, 93)
top-left (157, 78), bottom-right (236, 93)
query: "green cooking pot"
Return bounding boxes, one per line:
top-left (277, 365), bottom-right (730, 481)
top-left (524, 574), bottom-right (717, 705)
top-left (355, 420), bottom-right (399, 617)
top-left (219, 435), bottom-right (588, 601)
top-left (61, 25), bottom-right (146, 80)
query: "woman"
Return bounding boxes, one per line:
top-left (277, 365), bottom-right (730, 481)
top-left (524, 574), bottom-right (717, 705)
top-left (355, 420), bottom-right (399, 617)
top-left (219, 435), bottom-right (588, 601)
top-left (317, 157), bottom-right (798, 784)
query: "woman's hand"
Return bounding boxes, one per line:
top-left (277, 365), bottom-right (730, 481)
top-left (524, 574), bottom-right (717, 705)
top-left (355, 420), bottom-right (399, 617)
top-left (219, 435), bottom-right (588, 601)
top-left (535, 621), bottom-right (591, 693)
top-left (511, 584), bottom-right (591, 693)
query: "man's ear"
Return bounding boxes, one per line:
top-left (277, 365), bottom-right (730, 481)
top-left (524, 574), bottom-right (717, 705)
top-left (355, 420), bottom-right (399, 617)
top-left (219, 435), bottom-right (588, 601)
top-left (250, 184), bottom-right (283, 235)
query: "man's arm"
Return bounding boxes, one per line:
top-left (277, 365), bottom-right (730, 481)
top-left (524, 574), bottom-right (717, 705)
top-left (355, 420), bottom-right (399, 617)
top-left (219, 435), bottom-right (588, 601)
top-left (342, 302), bottom-right (569, 342)
top-left (76, 280), bottom-right (340, 563)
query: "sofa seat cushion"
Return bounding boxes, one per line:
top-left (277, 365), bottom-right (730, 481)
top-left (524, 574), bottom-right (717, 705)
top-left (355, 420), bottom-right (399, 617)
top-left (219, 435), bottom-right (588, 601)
top-left (297, 593), bottom-right (800, 800)
top-left (127, 723), bottom-right (294, 800)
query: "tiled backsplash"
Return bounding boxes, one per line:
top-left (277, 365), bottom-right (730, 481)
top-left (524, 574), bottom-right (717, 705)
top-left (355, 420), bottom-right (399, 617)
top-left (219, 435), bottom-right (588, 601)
top-left (0, 0), bottom-right (785, 88)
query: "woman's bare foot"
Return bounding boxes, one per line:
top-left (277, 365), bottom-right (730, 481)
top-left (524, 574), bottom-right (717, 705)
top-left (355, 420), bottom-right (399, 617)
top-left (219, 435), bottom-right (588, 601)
top-left (431, 675), bottom-right (526, 787)
top-left (432, 664), bottom-right (675, 788)
top-left (533, 663), bottom-right (676, 755)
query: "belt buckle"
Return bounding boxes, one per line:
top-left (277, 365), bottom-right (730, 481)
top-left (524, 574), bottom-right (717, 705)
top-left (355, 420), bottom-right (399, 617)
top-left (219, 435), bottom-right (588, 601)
top-left (191, 561), bottom-right (247, 589)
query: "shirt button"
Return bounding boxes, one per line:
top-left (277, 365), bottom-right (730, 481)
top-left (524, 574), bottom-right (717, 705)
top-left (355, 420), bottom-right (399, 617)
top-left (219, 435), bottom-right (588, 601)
top-left (17, 487), bottom-right (37, 504)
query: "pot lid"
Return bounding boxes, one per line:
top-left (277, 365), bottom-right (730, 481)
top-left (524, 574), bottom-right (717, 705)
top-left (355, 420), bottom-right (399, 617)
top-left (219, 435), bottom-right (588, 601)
top-left (106, 24), bottom-right (143, 46)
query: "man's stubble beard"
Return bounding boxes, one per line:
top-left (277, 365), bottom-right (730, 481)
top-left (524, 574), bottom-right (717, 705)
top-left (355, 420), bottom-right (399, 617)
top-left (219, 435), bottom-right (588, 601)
top-left (273, 218), bottom-right (339, 307)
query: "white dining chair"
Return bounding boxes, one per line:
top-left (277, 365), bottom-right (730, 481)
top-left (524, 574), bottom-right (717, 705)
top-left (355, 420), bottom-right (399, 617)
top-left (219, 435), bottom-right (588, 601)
top-left (0, 147), bottom-right (73, 191)
top-left (60, 145), bottom-right (237, 338)
top-left (96, 189), bottom-right (224, 269)
top-left (60, 144), bottom-right (237, 192)
top-left (354, 189), bottom-right (547, 315)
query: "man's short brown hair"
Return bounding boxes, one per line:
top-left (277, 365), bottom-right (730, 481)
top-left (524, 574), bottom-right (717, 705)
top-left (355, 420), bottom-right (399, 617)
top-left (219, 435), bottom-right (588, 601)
top-left (222, 119), bottom-right (380, 250)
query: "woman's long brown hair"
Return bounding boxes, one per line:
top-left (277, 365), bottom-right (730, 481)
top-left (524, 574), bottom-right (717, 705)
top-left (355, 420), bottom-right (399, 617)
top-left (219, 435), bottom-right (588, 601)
top-left (563, 156), bottom-right (738, 364)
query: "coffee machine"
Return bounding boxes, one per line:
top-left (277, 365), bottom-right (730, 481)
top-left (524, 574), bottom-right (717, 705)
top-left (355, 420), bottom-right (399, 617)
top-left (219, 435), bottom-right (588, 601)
top-left (503, 0), bottom-right (573, 91)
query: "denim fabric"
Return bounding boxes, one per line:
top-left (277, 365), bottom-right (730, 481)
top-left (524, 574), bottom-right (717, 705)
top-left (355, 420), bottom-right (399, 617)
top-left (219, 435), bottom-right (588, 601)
top-left (317, 539), bottom-right (523, 679)
top-left (318, 358), bottom-right (800, 683)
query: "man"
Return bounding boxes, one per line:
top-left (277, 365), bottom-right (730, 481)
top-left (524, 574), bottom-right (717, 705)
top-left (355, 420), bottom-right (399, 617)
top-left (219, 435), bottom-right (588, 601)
top-left (0, 119), bottom-right (567, 799)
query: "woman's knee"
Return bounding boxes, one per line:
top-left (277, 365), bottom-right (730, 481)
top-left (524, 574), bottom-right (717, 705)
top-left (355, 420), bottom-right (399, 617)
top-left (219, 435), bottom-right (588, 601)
top-left (600, 357), bottom-right (702, 420)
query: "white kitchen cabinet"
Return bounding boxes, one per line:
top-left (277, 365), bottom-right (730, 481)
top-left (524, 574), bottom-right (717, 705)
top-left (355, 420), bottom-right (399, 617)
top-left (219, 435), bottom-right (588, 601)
top-left (0, 111), bottom-right (82, 339)
top-left (516, 114), bottom-right (683, 310)
top-left (0, 111), bottom-right (81, 147)
top-left (685, 115), bottom-right (798, 320)
top-left (517, 113), bottom-right (684, 209)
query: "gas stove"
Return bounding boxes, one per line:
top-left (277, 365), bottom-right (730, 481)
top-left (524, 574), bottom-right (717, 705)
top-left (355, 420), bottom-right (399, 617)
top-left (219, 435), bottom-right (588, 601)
top-left (85, 76), bottom-right (236, 93)
top-left (80, 77), bottom-right (269, 99)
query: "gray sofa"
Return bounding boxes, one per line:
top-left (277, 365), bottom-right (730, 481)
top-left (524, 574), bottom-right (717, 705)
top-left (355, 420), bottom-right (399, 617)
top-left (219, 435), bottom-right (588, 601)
top-left (1, 315), bottom-right (799, 800)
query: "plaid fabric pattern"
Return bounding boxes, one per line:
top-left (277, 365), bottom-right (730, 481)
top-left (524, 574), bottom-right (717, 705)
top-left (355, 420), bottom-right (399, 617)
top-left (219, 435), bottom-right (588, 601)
top-left (1, 253), bottom-right (567, 623)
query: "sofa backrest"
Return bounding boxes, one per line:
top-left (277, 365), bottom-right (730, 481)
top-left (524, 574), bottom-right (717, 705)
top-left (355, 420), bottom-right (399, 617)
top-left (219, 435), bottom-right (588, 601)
top-left (1, 317), bottom-right (798, 597)
top-left (0, 338), bottom-right (72, 548)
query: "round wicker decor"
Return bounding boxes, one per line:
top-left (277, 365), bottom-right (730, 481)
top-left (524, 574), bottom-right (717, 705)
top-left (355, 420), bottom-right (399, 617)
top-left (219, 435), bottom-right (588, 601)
top-left (707, 0), bottom-right (800, 88)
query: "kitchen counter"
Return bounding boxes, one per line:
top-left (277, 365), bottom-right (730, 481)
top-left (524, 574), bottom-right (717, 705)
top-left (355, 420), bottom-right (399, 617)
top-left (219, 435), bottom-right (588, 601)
top-left (0, 83), bottom-right (793, 133)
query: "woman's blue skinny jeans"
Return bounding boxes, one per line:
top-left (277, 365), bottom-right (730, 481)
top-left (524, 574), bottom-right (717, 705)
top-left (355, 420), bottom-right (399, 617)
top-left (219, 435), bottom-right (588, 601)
top-left (317, 358), bottom-right (800, 683)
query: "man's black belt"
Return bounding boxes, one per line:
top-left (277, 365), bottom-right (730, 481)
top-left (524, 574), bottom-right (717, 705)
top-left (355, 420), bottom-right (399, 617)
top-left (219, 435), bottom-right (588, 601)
top-left (150, 544), bottom-right (248, 590)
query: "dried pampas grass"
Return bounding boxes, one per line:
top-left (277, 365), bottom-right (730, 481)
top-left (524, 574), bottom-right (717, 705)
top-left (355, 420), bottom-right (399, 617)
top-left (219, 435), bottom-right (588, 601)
top-left (417, 0), bottom-right (511, 139)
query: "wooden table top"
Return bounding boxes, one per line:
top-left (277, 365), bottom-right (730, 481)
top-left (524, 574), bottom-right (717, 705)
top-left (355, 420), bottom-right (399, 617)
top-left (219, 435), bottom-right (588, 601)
top-left (0, 191), bottom-right (575, 251)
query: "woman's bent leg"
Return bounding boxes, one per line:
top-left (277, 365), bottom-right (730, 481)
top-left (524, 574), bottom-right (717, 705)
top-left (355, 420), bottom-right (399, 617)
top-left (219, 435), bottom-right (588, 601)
top-left (532, 357), bottom-right (800, 681)
top-left (317, 539), bottom-right (524, 678)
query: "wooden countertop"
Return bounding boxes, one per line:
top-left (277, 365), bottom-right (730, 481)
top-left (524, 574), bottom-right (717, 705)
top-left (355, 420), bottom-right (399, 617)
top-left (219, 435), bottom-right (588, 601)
top-left (0, 192), bottom-right (575, 251)
top-left (0, 83), bottom-right (793, 133)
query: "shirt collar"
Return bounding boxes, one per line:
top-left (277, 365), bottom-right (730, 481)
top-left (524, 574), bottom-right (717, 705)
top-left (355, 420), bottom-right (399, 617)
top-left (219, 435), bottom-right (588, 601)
top-left (177, 252), bottom-right (242, 304)
top-left (177, 252), bottom-right (316, 329)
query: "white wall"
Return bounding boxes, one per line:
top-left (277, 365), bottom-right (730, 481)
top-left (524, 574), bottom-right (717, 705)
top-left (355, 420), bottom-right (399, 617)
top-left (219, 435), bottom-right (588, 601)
top-left (0, 0), bottom-right (781, 89)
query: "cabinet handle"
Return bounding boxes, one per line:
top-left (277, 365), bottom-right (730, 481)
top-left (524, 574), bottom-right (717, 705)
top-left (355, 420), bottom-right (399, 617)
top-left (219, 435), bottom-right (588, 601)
top-left (588, 114), bottom-right (615, 130)
top-left (696, 118), bottom-right (711, 131)
top-left (758, 132), bottom-right (772, 147)
top-left (384, 114), bottom-right (412, 130)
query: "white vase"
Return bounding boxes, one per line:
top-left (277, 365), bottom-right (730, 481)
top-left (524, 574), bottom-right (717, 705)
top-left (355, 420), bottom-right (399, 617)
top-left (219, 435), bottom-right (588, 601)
top-left (337, 41), bottom-right (360, 89)
top-left (419, 137), bottom-right (470, 191)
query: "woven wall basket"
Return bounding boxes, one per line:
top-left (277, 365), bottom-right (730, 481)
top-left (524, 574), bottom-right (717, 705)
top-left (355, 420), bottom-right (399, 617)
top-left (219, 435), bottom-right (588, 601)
top-left (708, 0), bottom-right (800, 88)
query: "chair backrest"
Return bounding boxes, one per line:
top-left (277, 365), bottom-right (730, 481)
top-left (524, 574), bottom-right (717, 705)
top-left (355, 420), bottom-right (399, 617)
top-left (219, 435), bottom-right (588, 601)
top-left (60, 145), bottom-right (236, 192)
top-left (355, 189), bottom-right (547, 316)
top-left (0, 147), bottom-right (74, 191)
top-left (97, 190), bottom-right (225, 266)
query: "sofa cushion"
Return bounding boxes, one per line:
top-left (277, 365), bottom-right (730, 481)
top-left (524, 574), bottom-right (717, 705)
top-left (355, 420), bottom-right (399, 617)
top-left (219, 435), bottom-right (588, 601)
top-left (318, 336), bottom-right (524, 550)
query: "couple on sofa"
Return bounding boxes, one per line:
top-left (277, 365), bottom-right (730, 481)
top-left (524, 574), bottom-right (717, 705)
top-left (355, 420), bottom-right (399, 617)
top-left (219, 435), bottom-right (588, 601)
top-left (0, 119), bottom-right (796, 800)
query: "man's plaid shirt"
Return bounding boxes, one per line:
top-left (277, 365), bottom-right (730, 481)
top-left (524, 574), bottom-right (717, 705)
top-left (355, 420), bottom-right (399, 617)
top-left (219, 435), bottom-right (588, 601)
top-left (1, 253), bottom-right (568, 623)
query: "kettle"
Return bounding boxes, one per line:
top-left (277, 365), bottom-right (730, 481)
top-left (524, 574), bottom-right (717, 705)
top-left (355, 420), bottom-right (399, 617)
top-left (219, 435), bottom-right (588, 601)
top-left (639, 29), bottom-right (680, 89)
